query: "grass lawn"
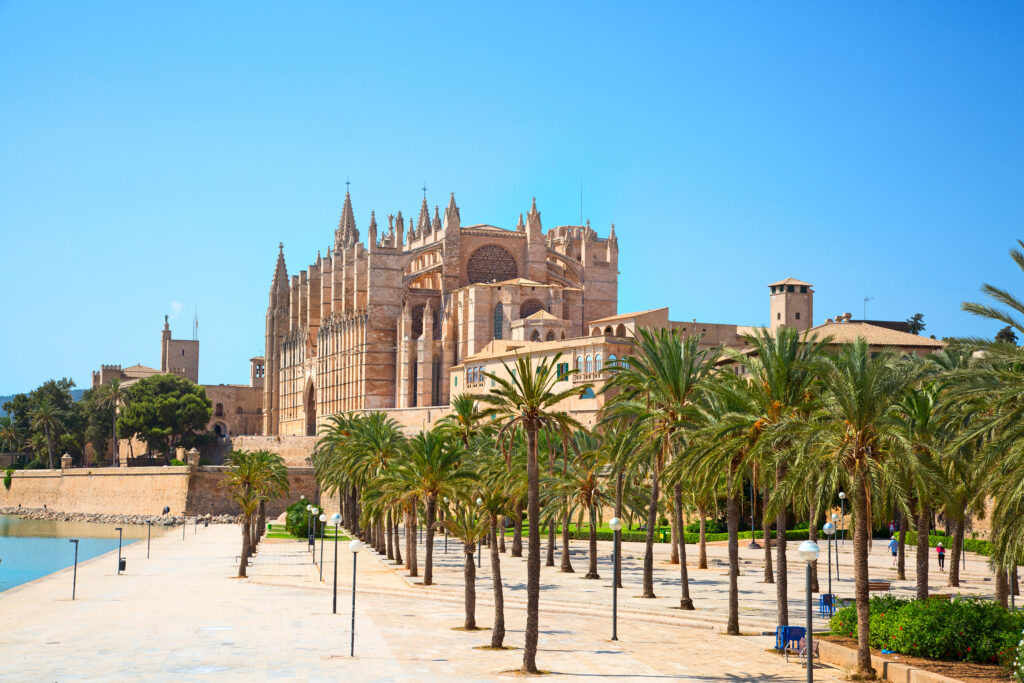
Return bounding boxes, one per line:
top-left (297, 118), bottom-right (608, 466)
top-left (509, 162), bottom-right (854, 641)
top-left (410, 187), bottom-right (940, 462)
top-left (265, 524), bottom-right (349, 541)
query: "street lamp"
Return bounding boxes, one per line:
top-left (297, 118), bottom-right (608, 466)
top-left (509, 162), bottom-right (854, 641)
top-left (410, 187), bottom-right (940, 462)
top-left (147, 519), bottom-right (152, 559)
top-left (443, 497), bottom-right (449, 554)
top-left (350, 539), bottom-right (364, 657)
top-left (115, 527), bottom-right (124, 575)
top-left (609, 517), bottom-right (623, 641)
top-left (319, 513), bottom-right (327, 582)
top-left (331, 513), bottom-right (342, 614)
top-left (822, 522), bottom-right (835, 610)
top-left (837, 492), bottom-right (846, 544)
top-left (69, 539), bottom-right (79, 599)
top-left (798, 540), bottom-right (821, 681)
top-left (830, 513), bottom-right (841, 580)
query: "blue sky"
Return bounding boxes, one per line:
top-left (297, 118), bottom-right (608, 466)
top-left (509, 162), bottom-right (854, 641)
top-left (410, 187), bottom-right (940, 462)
top-left (1, 2), bottom-right (1022, 394)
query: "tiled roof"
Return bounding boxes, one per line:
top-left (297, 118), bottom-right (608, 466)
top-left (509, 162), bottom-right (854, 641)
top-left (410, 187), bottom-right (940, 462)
top-left (808, 321), bottom-right (944, 348)
top-left (525, 310), bottom-right (561, 321)
top-left (767, 277), bottom-right (813, 287)
top-left (588, 307), bottom-right (668, 324)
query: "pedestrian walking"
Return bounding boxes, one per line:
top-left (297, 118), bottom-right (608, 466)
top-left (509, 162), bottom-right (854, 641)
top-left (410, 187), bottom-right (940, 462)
top-left (936, 542), bottom-right (946, 571)
top-left (888, 536), bottom-right (898, 568)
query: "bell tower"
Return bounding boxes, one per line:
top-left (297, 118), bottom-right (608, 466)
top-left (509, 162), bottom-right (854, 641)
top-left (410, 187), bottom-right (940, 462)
top-left (769, 278), bottom-right (813, 331)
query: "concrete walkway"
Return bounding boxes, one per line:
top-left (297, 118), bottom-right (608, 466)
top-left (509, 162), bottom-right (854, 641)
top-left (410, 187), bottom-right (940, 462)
top-left (0, 522), bottom-right (850, 681)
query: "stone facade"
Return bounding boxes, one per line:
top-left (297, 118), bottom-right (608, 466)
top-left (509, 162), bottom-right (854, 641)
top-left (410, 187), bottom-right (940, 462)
top-left (264, 193), bottom-right (619, 436)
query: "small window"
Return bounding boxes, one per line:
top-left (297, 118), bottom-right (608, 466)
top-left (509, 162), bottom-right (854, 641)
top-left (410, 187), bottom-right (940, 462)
top-left (787, 285), bottom-right (795, 293)
top-left (215, 403), bottom-right (224, 417)
top-left (256, 407), bottom-right (262, 414)
top-left (795, 312), bottom-right (800, 320)
top-left (576, 355), bottom-right (583, 370)
top-left (182, 349), bottom-right (185, 356)
top-left (586, 355), bottom-right (593, 373)
top-left (556, 362), bottom-right (569, 380)
top-left (608, 354), bottom-right (617, 367)
top-left (595, 354), bottom-right (602, 371)
top-left (236, 406), bottom-right (243, 414)
top-left (454, 376), bottom-right (458, 387)
top-left (800, 286), bottom-right (808, 294)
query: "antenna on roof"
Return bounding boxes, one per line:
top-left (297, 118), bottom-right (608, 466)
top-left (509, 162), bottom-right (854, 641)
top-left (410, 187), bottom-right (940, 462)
top-left (193, 307), bottom-right (198, 341)
top-left (863, 296), bottom-right (874, 320)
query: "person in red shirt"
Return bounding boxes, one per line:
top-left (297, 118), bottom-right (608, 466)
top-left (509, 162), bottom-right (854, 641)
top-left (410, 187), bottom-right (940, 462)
top-left (936, 542), bottom-right (946, 571)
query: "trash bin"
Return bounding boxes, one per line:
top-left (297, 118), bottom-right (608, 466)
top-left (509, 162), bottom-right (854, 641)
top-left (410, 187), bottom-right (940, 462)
top-left (119, 558), bottom-right (127, 571)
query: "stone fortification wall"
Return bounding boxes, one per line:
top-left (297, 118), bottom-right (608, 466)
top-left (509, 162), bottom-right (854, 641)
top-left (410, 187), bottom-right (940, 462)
top-left (0, 466), bottom-right (318, 518)
top-left (381, 406), bottom-right (452, 435)
top-left (230, 435), bottom-right (318, 467)
top-left (0, 467), bottom-right (190, 515)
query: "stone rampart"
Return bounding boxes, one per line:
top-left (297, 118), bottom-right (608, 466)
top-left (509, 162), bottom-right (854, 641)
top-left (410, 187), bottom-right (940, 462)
top-left (230, 435), bottom-right (318, 467)
top-left (0, 466), bottom-right (319, 518)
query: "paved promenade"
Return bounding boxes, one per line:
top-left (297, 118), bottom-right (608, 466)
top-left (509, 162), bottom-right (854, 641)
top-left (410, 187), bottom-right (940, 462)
top-left (0, 521), bottom-right (862, 682)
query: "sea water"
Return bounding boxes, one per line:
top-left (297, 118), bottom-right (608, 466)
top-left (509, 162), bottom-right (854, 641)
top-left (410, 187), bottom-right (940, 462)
top-left (0, 515), bottom-right (147, 592)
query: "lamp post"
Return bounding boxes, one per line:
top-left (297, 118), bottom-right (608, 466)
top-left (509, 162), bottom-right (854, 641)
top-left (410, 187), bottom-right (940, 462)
top-left (306, 504), bottom-right (313, 552)
top-left (838, 492), bottom-right (846, 545)
top-left (609, 517), bottom-right (623, 641)
top-left (331, 513), bottom-right (341, 614)
top-left (115, 527), bottom-right (124, 575)
top-left (748, 477), bottom-right (761, 550)
top-left (798, 540), bottom-right (820, 681)
top-left (350, 539), bottom-right (364, 657)
top-left (830, 513), bottom-right (841, 580)
top-left (319, 513), bottom-right (327, 582)
top-left (147, 519), bottom-right (152, 559)
top-left (443, 497), bottom-right (449, 554)
top-left (183, 511), bottom-right (187, 540)
top-left (476, 497), bottom-right (483, 568)
top-left (822, 522), bottom-right (835, 608)
top-left (69, 539), bottom-right (79, 599)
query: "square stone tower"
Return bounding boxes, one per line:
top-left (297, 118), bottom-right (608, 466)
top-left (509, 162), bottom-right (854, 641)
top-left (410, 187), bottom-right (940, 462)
top-left (769, 278), bottom-right (813, 331)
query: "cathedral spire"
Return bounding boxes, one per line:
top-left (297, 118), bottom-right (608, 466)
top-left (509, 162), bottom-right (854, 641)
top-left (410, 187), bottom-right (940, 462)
top-left (432, 205), bottom-right (442, 233)
top-left (609, 222), bottom-right (617, 241)
top-left (335, 192), bottom-right (359, 249)
top-left (418, 197), bottom-right (431, 235)
top-left (516, 212), bottom-right (525, 232)
top-left (368, 211), bottom-right (378, 247)
top-left (272, 242), bottom-right (288, 289)
top-left (443, 193), bottom-right (459, 230)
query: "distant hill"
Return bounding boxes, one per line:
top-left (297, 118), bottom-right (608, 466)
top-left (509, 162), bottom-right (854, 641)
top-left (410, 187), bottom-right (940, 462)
top-left (0, 389), bottom-right (86, 415)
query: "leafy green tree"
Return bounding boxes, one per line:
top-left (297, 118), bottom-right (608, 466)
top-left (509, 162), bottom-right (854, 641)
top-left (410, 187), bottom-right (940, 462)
top-left (117, 374), bottom-right (212, 458)
top-left (906, 313), bottom-right (926, 335)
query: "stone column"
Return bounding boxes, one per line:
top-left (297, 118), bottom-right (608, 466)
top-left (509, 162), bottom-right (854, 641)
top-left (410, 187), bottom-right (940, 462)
top-left (187, 447), bottom-right (200, 471)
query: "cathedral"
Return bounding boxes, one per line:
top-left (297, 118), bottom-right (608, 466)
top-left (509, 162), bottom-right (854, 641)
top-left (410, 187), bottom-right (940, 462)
top-left (263, 192), bottom-right (619, 436)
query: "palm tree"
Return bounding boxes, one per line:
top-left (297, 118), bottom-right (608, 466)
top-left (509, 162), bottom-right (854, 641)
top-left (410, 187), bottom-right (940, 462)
top-left (438, 394), bottom-right (488, 447)
top-left (390, 429), bottom-right (474, 585)
top-left (30, 399), bottom-right (64, 469)
top-left (474, 446), bottom-right (515, 648)
top-left (97, 378), bottom-right (127, 467)
top-left (443, 503), bottom-right (491, 630)
top-left (604, 327), bottom-right (720, 607)
top-left (224, 449), bottom-right (288, 577)
top-left (0, 416), bottom-right (23, 454)
top-left (473, 353), bottom-right (585, 674)
top-left (780, 339), bottom-right (915, 677)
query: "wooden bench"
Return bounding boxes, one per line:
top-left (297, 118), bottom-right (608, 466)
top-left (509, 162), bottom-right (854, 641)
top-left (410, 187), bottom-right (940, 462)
top-left (868, 580), bottom-right (891, 592)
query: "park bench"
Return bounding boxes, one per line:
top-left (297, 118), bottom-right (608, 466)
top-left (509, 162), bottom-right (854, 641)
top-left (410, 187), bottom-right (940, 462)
top-left (867, 580), bottom-right (891, 592)
top-left (785, 636), bottom-right (820, 667)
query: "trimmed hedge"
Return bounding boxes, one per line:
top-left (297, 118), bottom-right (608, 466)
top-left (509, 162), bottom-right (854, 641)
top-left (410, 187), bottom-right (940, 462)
top-left (551, 527), bottom-right (821, 545)
top-left (829, 595), bottom-right (1024, 667)
top-left (899, 530), bottom-right (992, 557)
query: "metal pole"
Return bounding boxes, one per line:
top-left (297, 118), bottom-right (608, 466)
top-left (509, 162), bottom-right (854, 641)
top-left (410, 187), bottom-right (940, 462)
top-left (478, 537), bottom-right (482, 568)
top-left (835, 532), bottom-right (840, 581)
top-left (147, 521), bottom-right (151, 559)
top-left (827, 536), bottom-right (832, 598)
top-left (840, 500), bottom-right (845, 545)
top-left (350, 553), bottom-right (357, 657)
top-left (332, 529), bottom-right (339, 614)
top-left (612, 528), bottom-right (620, 641)
top-left (70, 539), bottom-right (79, 599)
top-left (320, 523), bottom-right (325, 582)
top-left (806, 562), bottom-right (814, 682)
top-left (116, 527), bottom-right (123, 575)
top-left (183, 514), bottom-right (186, 540)
top-left (312, 516), bottom-right (317, 564)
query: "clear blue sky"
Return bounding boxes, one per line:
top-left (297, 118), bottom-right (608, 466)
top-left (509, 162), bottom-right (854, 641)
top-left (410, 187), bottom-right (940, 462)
top-left (1, 2), bottom-right (1022, 394)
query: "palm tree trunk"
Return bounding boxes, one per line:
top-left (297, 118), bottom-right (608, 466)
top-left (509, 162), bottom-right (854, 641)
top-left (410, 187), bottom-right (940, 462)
top-left (409, 505), bottom-right (419, 577)
top-left (809, 500), bottom-right (820, 593)
top-left (916, 501), bottom-right (930, 600)
top-left (698, 505), bottom-right (708, 569)
top-left (498, 515), bottom-right (506, 553)
top-left (669, 500), bottom-right (680, 564)
top-left (674, 483), bottom-right (694, 609)
top-left (522, 426), bottom-right (541, 674)
top-left (615, 471), bottom-right (623, 589)
top-left (464, 544), bottom-right (477, 630)
top-left (897, 513), bottom-right (907, 580)
top-left (560, 502), bottom-right (574, 573)
top-left (238, 516), bottom-right (251, 577)
top-left (44, 425), bottom-right (55, 470)
top-left (642, 474), bottom-right (659, 599)
top-left (726, 467), bottom-right (740, 635)
top-left (775, 464), bottom-right (789, 627)
top-left (853, 474), bottom-right (875, 678)
top-left (762, 487), bottom-right (774, 583)
top-left (490, 521), bottom-right (505, 648)
top-left (386, 510), bottom-right (394, 560)
top-left (585, 504), bottom-right (599, 579)
top-left (546, 519), bottom-right (556, 567)
top-left (995, 569), bottom-right (1009, 607)
top-left (111, 410), bottom-right (118, 467)
top-left (948, 510), bottom-right (963, 588)
top-left (393, 515), bottom-right (403, 565)
top-left (512, 504), bottom-right (523, 558)
top-left (424, 495), bottom-right (436, 585)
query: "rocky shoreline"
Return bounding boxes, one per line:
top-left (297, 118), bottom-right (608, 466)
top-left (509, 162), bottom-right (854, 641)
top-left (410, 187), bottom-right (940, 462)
top-left (0, 507), bottom-right (240, 525)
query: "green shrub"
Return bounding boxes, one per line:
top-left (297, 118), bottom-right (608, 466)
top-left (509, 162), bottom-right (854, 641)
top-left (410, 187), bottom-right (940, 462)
top-left (829, 595), bottom-right (1024, 667)
top-left (902, 530), bottom-right (992, 557)
top-left (285, 500), bottom-right (312, 538)
top-left (685, 518), bottom-right (727, 534)
top-left (168, 458), bottom-right (186, 466)
top-left (3, 468), bottom-right (12, 490)
top-left (1011, 629), bottom-right (1024, 682)
top-left (24, 459), bottom-right (47, 470)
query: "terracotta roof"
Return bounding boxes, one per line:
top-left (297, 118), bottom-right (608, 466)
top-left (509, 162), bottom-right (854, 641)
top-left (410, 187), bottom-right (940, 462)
top-left (807, 321), bottom-right (944, 348)
top-left (767, 277), bottom-right (813, 288)
top-left (588, 307), bottom-right (668, 324)
top-left (525, 310), bottom-right (562, 321)
top-left (121, 364), bottom-right (161, 377)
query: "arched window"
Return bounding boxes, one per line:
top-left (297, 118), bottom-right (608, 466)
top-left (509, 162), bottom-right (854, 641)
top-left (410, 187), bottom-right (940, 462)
top-left (467, 244), bottom-right (519, 283)
top-left (576, 355), bottom-right (583, 370)
top-left (236, 406), bottom-right (243, 414)
top-left (608, 354), bottom-right (617, 368)
top-left (545, 330), bottom-right (555, 341)
top-left (586, 355), bottom-right (593, 373)
top-left (615, 324), bottom-right (626, 337)
top-left (493, 304), bottom-right (504, 340)
top-left (531, 329), bottom-right (541, 342)
top-left (595, 353), bottom-right (602, 371)
top-left (604, 326), bottom-right (613, 335)
top-left (591, 328), bottom-right (601, 336)
top-left (256, 407), bottom-right (262, 415)
top-left (580, 387), bottom-right (596, 399)
top-left (412, 303), bottom-right (438, 339)
top-left (215, 403), bottom-right (224, 417)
